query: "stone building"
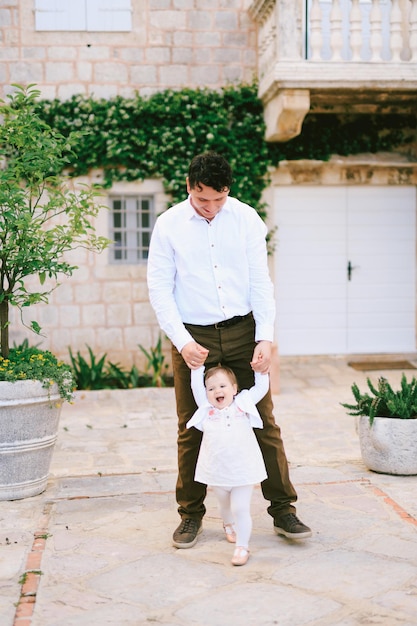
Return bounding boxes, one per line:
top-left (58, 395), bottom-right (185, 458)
top-left (1, 0), bottom-right (417, 374)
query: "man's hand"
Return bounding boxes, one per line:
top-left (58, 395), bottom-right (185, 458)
top-left (250, 340), bottom-right (272, 374)
top-left (181, 342), bottom-right (209, 369)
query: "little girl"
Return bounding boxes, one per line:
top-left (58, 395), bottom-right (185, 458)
top-left (187, 364), bottom-right (268, 566)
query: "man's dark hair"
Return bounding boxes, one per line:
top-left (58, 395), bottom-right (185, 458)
top-left (188, 152), bottom-right (233, 192)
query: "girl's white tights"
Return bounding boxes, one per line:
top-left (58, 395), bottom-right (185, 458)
top-left (212, 484), bottom-right (254, 549)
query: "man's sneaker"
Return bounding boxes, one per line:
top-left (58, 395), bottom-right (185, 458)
top-left (172, 518), bottom-right (202, 548)
top-left (273, 513), bottom-right (312, 539)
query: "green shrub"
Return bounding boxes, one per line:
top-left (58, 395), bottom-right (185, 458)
top-left (341, 374), bottom-right (417, 424)
top-left (68, 343), bottom-right (172, 390)
top-left (138, 335), bottom-right (169, 388)
top-left (68, 346), bottom-right (113, 390)
top-left (0, 346), bottom-right (75, 402)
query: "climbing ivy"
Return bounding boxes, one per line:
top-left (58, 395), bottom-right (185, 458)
top-left (35, 83), bottom-right (270, 216)
top-left (35, 82), bottom-right (416, 219)
top-left (269, 112), bottom-right (416, 163)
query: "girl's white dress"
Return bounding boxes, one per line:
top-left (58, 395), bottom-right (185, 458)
top-left (186, 367), bottom-right (268, 487)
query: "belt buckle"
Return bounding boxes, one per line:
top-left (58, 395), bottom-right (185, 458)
top-left (215, 316), bottom-right (238, 330)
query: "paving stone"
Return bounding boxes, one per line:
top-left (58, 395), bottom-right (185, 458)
top-left (1, 357), bottom-right (417, 626)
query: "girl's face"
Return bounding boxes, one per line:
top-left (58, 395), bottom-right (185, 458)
top-left (205, 371), bottom-right (237, 409)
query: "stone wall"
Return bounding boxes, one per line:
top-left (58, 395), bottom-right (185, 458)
top-left (0, 0), bottom-right (257, 100)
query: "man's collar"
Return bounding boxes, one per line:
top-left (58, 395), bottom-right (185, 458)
top-left (186, 195), bottom-right (232, 221)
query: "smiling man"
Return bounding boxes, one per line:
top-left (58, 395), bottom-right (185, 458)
top-left (147, 151), bottom-right (312, 549)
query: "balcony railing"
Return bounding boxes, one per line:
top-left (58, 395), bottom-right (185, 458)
top-left (307, 0), bottom-right (416, 62)
top-left (249, 0), bottom-right (417, 140)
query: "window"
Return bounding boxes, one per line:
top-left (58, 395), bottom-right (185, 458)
top-left (35, 0), bottom-right (132, 32)
top-left (110, 195), bottom-right (155, 264)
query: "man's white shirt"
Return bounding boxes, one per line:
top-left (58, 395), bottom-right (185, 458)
top-left (147, 195), bottom-right (275, 352)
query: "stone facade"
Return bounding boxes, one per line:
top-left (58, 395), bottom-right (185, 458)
top-left (0, 0), bottom-right (257, 100)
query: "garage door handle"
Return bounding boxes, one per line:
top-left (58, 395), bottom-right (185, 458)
top-left (347, 261), bottom-right (360, 280)
top-left (347, 260), bottom-right (353, 280)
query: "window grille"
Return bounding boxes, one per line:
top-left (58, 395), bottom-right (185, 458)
top-left (110, 195), bottom-right (155, 264)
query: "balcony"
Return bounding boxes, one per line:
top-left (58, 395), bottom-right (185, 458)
top-left (249, 0), bottom-right (417, 141)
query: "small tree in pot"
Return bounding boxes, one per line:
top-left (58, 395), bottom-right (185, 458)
top-left (341, 374), bottom-right (417, 475)
top-left (0, 84), bottom-right (109, 499)
top-left (0, 84), bottom-right (108, 397)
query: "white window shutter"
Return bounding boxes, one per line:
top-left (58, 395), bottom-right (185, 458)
top-left (87, 0), bottom-right (132, 32)
top-left (35, 0), bottom-right (86, 31)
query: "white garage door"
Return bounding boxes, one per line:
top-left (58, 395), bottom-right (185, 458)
top-left (274, 186), bottom-right (416, 355)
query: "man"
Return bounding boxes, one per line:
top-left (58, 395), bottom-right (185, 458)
top-left (147, 152), bottom-right (311, 548)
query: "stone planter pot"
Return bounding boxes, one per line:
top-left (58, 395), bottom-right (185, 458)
top-left (0, 380), bottom-right (62, 500)
top-left (357, 415), bottom-right (417, 475)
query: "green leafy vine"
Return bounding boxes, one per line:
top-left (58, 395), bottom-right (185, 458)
top-left (34, 82), bottom-right (416, 219)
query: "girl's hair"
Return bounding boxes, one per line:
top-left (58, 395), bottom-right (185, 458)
top-left (204, 365), bottom-right (238, 389)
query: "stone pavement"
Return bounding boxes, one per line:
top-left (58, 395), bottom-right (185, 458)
top-left (1, 356), bottom-right (416, 626)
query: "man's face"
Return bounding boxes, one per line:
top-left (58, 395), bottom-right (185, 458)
top-left (186, 179), bottom-right (229, 221)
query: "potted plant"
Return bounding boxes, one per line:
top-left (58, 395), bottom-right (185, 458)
top-left (341, 375), bottom-right (417, 475)
top-left (0, 84), bottom-right (108, 500)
